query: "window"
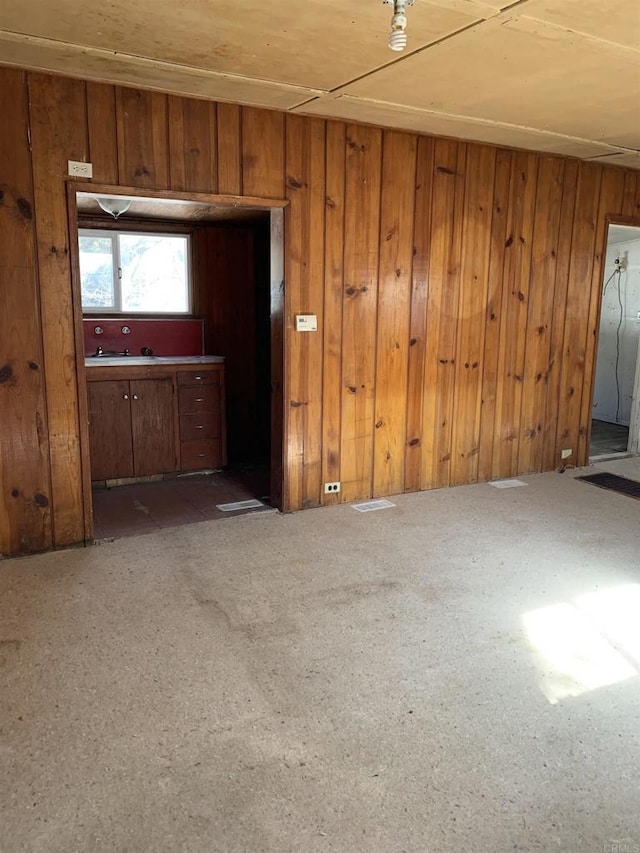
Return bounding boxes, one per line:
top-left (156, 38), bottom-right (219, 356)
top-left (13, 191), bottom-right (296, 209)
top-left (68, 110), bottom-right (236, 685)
top-left (79, 229), bottom-right (191, 314)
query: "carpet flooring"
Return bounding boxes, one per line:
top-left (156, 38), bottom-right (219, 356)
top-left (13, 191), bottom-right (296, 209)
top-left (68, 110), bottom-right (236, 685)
top-left (1, 461), bottom-right (639, 852)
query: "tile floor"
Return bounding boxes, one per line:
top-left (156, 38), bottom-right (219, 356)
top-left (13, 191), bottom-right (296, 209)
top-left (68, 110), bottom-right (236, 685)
top-left (590, 418), bottom-right (629, 456)
top-left (91, 465), bottom-right (272, 540)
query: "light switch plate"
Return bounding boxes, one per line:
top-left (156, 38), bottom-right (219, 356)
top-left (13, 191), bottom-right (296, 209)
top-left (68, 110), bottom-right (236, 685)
top-left (295, 314), bottom-right (318, 332)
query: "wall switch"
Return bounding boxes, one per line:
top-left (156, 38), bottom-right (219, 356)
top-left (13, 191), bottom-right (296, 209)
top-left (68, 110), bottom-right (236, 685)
top-left (324, 482), bottom-right (340, 494)
top-left (561, 449), bottom-right (572, 459)
top-left (68, 160), bottom-right (93, 178)
top-left (295, 314), bottom-right (318, 332)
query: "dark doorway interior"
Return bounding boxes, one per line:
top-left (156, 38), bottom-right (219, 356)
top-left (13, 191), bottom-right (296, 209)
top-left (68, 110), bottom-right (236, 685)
top-left (194, 215), bottom-right (272, 474)
top-left (590, 419), bottom-right (629, 456)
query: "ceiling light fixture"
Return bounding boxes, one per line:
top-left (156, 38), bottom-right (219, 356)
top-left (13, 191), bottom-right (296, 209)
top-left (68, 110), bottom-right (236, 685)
top-left (384, 0), bottom-right (414, 52)
top-left (96, 197), bottom-right (132, 219)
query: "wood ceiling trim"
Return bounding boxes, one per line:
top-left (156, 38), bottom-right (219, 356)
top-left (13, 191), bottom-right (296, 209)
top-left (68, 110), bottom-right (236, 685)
top-left (297, 94), bottom-right (635, 162)
top-left (75, 185), bottom-right (288, 210)
top-left (0, 31), bottom-right (322, 110)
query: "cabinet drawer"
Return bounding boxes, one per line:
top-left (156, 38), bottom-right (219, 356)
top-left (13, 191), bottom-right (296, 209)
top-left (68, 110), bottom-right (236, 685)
top-left (179, 413), bottom-right (220, 442)
top-left (181, 439), bottom-right (223, 471)
top-left (178, 386), bottom-right (219, 414)
top-left (177, 370), bottom-right (220, 387)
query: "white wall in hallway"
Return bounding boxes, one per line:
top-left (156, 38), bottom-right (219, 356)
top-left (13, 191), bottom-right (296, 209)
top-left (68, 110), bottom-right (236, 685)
top-left (592, 236), bottom-right (640, 426)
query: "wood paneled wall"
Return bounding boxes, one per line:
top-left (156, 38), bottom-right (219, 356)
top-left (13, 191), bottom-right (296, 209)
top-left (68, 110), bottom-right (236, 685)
top-left (1, 65), bottom-right (639, 555)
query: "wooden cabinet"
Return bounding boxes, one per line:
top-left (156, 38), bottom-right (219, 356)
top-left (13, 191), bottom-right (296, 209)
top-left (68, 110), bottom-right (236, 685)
top-left (87, 380), bottom-right (134, 480)
top-left (177, 369), bottom-right (227, 471)
top-left (86, 362), bottom-right (225, 482)
top-left (88, 377), bottom-right (177, 480)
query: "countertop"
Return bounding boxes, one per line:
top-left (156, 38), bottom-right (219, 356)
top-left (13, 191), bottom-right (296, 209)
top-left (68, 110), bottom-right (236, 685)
top-left (85, 355), bottom-right (225, 367)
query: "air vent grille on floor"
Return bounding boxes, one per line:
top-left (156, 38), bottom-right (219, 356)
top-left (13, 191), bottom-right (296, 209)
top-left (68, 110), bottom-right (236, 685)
top-left (577, 472), bottom-right (640, 500)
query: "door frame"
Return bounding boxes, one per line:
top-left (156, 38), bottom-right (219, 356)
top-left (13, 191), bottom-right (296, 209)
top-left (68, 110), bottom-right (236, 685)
top-left (66, 182), bottom-right (288, 543)
top-left (586, 214), bottom-right (640, 460)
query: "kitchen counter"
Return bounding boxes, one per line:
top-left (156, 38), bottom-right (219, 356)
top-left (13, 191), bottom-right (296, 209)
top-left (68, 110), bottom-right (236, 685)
top-left (85, 355), bottom-right (225, 367)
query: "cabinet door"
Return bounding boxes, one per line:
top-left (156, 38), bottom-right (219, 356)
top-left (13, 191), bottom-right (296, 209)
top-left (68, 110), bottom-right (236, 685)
top-left (87, 380), bottom-right (134, 480)
top-left (130, 379), bottom-right (177, 477)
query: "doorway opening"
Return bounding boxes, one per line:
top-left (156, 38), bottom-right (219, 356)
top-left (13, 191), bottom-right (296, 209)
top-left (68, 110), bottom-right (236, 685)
top-left (68, 186), bottom-right (285, 541)
top-left (590, 223), bottom-right (640, 460)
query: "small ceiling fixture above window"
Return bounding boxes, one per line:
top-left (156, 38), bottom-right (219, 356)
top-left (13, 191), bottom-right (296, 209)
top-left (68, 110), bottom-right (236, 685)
top-left (96, 197), bottom-right (132, 219)
top-left (383, 0), bottom-right (414, 51)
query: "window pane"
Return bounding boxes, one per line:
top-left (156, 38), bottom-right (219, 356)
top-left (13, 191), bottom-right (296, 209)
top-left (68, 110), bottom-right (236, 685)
top-left (119, 234), bottom-right (189, 313)
top-left (79, 235), bottom-right (115, 309)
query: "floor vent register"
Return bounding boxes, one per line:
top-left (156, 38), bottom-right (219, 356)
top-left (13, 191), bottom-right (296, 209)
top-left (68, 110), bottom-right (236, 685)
top-left (577, 471), bottom-right (640, 501)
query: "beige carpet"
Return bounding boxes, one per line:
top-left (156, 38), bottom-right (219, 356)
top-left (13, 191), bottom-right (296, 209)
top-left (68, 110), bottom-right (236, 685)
top-left (1, 462), bottom-right (639, 852)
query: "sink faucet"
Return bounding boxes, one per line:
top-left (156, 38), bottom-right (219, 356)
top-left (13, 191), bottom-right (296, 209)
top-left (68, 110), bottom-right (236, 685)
top-left (92, 346), bottom-right (130, 357)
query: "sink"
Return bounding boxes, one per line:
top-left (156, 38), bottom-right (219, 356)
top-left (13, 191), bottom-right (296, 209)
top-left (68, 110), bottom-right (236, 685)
top-left (85, 355), bottom-right (225, 367)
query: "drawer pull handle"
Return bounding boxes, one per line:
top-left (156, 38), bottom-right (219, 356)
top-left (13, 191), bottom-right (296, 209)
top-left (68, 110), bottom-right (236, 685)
top-left (194, 375), bottom-right (202, 380)
top-left (196, 425), bottom-right (204, 429)
top-left (197, 453), bottom-right (206, 457)
top-left (195, 398), bottom-right (204, 402)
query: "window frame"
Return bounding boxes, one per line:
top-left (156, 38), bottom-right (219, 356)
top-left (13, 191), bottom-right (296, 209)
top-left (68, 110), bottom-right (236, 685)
top-left (79, 227), bottom-right (192, 316)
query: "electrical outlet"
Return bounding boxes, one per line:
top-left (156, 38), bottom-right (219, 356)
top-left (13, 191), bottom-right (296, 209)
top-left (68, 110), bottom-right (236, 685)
top-left (324, 482), bottom-right (340, 494)
top-left (561, 449), bottom-right (572, 460)
top-left (68, 160), bottom-right (93, 178)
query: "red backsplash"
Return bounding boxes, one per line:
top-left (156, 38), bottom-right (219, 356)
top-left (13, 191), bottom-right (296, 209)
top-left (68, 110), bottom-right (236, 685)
top-left (83, 318), bottom-right (204, 357)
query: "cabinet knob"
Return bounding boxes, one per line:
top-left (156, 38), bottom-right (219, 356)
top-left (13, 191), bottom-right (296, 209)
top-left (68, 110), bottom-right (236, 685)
top-left (122, 394), bottom-right (129, 400)
top-left (132, 394), bottom-right (139, 400)
top-left (195, 398), bottom-right (204, 402)
top-left (196, 425), bottom-right (204, 429)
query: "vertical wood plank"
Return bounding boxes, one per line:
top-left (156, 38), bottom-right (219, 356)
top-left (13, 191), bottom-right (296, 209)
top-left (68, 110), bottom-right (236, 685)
top-left (542, 160), bottom-right (579, 471)
top-left (28, 72), bottom-right (89, 547)
top-left (554, 162), bottom-right (602, 466)
top-left (217, 103), bottom-right (242, 195)
top-left (86, 81), bottom-right (119, 184)
top-left (450, 143), bottom-right (496, 486)
top-left (477, 149), bottom-right (513, 483)
top-left (0, 68), bottom-right (52, 556)
top-left (633, 172), bottom-right (640, 220)
top-left (284, 115), bottom-right (326, 510)
top-left (340, 124), bottom-right (382, 503)
top-left (373, 131), bottom-right (417, 497)
top-left (270, 208), bottom-right (285, 511)
top-left (168, 95), bottom-right (217, 193)
top-left (491, 151), bottom-right (539, 479)
top-left (577, 166), bottom-right (625, 463)
top-left (421, 139), bottom-right (466, 490)
top-left (242, 107), bottom-right (285, 198)
top-left (404, 136), bottom-right (434, 493)
top-left (621, 171), bottom-right (637, 217)
top-left (517, 156), bottom-right (564, 474)
top-left (115, 87), bottom-right (169, 188)
top-left (322, 122), bottom-right (346, 504)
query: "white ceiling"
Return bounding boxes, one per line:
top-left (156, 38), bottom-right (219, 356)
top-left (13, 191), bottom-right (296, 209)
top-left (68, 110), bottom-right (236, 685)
top-left (608, 224), bottom-right (640, 245)
top-left (1, 0), bottom-right (639, 167)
